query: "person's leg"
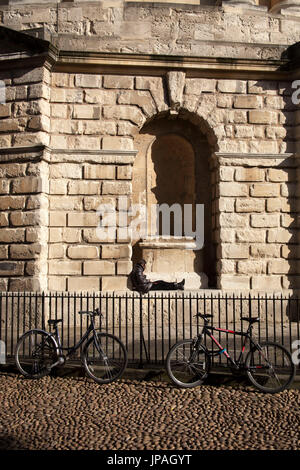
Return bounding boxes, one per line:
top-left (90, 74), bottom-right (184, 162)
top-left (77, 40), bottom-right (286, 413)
top-left (149, 280), bottom-right (184, 291)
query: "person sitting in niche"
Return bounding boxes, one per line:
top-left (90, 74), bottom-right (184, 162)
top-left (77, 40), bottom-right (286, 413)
top-left (129, 259), bottom-right (185, 294)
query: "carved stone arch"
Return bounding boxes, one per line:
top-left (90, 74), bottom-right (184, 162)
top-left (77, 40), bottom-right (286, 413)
top-left (132, 109), bottom-right (219, 289)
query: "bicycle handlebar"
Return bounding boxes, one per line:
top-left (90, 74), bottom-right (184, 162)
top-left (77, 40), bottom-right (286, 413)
top-left (78, 308), bottom-right (102, 317)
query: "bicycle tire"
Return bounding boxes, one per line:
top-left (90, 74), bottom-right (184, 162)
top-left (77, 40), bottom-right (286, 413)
top-left (166, 339), bottom-right (210, 388)
top-left (245, 341), bottom-right (295, 394)
top-left (82, 332), bottom-right (128, 384)
top-left (15, 329), bottom-right (58, 379)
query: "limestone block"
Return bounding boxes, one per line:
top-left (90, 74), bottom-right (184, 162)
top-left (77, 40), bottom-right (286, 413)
top-left (222, 244), bottom-right (249, 259)
top-left (267, 229), bottom-right (297, 243)
top-left (280, 183), bottom-right (297, 198)
top-left (50, 196), bottom-right (82, 211)
top-left (49, 228), bottom-right (62, 243)
top-left (49, 244), bottom-right (65, 259)
top-left (84, 165), bottom-right (115, 180)
top-left (83, 196), bottom-right (116, 212)
top-left (82, 121), bottom-right (117, 136)
top-left (250, 245), bottom-right (281, 258)
top-left (28, 83), bottom-right (50, 100)
top-left (50, 163), bottom-right (82, 179)
top-left (49, 211), bottom-right (67, 227)
top-left (51, 88), bottom-right (83, 103)
top-left (135, 76), bottom-right (167, 112)
top-left (72, 105), bottom-right (101, 120)
top-left (217, 95), bottom-right (233, 108)
top-left (0, 228), bottom-right (24, 243)
top-left (235, 199), bottom-right (265, 213)
top-left (248, 110), bottom-right (278, 124)
top-left (13, 68), bottom-right (45, 85)
top-left (248, 81), bottom-right (277, 95)
top-left (103, 76), bottom-right (134, 90)
top-left (250, 184), bottom-right (280, 198)
top-left (83, 260), bottom-right (115, 275)
top-left (117, 166), bottom-right (132, 180)
top-left (75, 74), bottom-right (102, 88)
top-left (48, 277), bottom-right (67, 292)
top-left (0, 246), bottom-right (8, 260)
top-left (12, 177), bottom-right (43, 194)
top-left (220, 213), bottom-right (248, 228)
top-left (84, 89), bottom-right (116, 105)
top-left (50, 180), bottom-right (68, 195)
top-left (0, 104), bottom-right (11, 118)
top-left (236, 229), bottom-right (266, 243)
top-left (219, 167), bottom-right (234, 182)
top-left (68, 212), bottom-right (100, 227)
top-left (101, 276), bottom-right (128, 291)
top-left (51, 104), bottom-right (69, 119)
top-left (0, 213), bottom-right (9, 231)
top-left (48, 261), bottom-right (82, 275)
top-left (184, 79), bottom-right (216, 95)
top-left (68, 245), bottom-right (99, 259)
top-left (237, 260), bottom-right (265, 274)
top-left (103, 105), bottom-right (144, 127)
top-left (233, 95), bottom-right (262, 109)
top-left (10, 244), bottom-right (42, 260)
top-left (218, 80), bottom-right (247, 94)
top-left (219, 275), bottom-right (250, 290)
top-left (68, 276), bottom-right (100, 292)
top-left (83, 228), bottom-right (116, 243)
top-left (281, 214), bottom-right (297, 228)
top-left (62, 228), bottom-right (82, 243)
top-left (0, 261), bottom-right (24, 276)
top-left (217, 260), bottom-right (236, 274)
top-left (0, 119), bottom-right (21, 132)
top-left (68, 181), bottom-right (100, 195)
top-left (102, 181), bottom-right (131, 195)
top-left (218, 198), bottom-right (235, 212)
top-left (102, 137), bottom-right (134, 151)
top-left (218, 182), bottom-right (248, 197)
top-left (117, 260), bottom-right (132, 275)
top-left (250, 214), bottom-right (279, 228)
top-left (117, 90), bottom-right (155, 117)
top-left (0, 180), bottom-right (9, 195)
top-left (268, 259), bottom-right (298, 274)
top-left (267, 169), bottom-right (291, 182)
top-left (10, 211), bottom-right (37, 227)
top-left (234, 126), bottom-right (254, 139)
top-left (9, 278), bottom-right (43, 292)
top-left (249, 141), bottom-right (279, 154)
top-left (251, 275), bottom-right (281, 291)
top-left (101, 245), bottom-right (131, 259)
top-left (166, 71), bottom-right (185, 109)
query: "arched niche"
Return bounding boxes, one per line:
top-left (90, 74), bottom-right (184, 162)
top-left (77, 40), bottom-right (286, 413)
top-left (132, 114), bottom-right (217, 289)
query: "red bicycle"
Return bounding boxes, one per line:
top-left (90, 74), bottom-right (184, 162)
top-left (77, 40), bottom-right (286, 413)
top-left (166, 313), bottom-right (295, 393)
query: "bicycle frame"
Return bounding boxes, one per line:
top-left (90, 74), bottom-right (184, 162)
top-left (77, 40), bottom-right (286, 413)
top-left (48, 315), bottom-right (102, 364)
top-left (195, 323), bottom-right (260, 370)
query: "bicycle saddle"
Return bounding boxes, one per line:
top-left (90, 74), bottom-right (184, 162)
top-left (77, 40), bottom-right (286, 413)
top-left (48, 319), bottom-right (63, 325)
top-left (195, 313), bottom-right (213, 320)
top-left (241, 317), bottom-right (260, 323)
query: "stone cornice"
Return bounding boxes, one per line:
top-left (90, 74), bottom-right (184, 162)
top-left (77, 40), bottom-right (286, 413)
top-left (0, 145), bottom-right (137, 164)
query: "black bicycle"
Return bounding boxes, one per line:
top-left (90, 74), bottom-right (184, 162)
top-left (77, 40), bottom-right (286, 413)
top-left (15, 308), bottom-right (128, 384)
top-left (166, 314), bottom-right (296, 393)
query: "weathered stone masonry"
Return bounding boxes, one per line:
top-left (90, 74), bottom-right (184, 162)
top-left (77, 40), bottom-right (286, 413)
top-left (0, 1), bottom-right (300, 292)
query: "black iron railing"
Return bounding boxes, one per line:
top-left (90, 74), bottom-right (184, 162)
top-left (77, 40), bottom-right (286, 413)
top-left (0, 291), bottom-right (299, 369)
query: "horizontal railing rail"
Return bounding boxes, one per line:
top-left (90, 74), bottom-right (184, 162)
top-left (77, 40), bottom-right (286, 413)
top-left (0, 291), bottom-right (299, 370)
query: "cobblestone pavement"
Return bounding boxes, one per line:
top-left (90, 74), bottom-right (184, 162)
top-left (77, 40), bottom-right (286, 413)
top-left (0, 372), bottom-right (299, 451)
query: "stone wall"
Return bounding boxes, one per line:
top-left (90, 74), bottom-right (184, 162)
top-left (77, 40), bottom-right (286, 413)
top-left (0, 1), bottom-right (300, 292)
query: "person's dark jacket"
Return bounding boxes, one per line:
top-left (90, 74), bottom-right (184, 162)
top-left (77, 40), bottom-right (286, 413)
top-left (129, 262), bottom-right (152, 294)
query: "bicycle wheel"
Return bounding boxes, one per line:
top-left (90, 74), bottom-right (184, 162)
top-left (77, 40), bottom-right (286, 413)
top-left (82, 333), bottom-right (128, 384)
top-left (245, 341), bottom-right (295, 393)
top-left (15, 330), bottom-right (58, 379)
top-left (166, 339), bottom-right (210, 388)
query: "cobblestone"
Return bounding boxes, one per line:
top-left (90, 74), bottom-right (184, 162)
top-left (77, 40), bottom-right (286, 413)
top-left (0, 373), bottom-right (299, 450)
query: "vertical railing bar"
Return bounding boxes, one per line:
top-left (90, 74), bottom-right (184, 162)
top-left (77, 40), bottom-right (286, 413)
top-left (154, 292), bottom-right (157, 364)
top-left (161, 294), bottom-right (164, 364)
top-left (175, 292), bottom-right (178, 345)
top-left (280, 294), bottom-right (284, 347)
top-left (148, 294), bottom-right (151, 363)
top-left (233, 293), bottom-right (236, 361)
top-left (132, 294), bottom-right (135, 363)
